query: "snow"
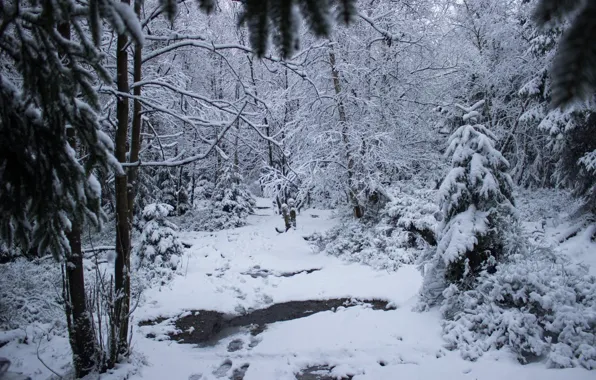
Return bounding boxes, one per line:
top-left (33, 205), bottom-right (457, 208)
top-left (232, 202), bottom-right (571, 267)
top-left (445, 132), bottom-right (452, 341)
top-left (437, 205), bottom-right (489, 264)
top-left (1, 197), bottom-right (594, 379)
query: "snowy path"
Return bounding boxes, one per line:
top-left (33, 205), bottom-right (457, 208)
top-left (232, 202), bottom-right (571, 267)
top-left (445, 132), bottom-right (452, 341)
top-left (129, 198), bottom-right (593, 380)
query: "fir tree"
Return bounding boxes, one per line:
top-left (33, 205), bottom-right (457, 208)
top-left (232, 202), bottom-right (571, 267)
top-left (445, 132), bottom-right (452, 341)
top-left (554, 112), bottom-right (596, 216)
top-left (208, 162), bottom-right (256, 230)
top-left (0, 0), bottom-right (141, 254)
top-left (135, 203), bottom-right (183, 272)
top-left (519, 6), bottom-right (596, 220)
top-left (420, 105), bottom-right (516, 304)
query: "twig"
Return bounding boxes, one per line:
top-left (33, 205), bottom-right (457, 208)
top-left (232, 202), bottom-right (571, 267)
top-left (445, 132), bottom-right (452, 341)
top-left (36, 330), bottom-right (63, 379)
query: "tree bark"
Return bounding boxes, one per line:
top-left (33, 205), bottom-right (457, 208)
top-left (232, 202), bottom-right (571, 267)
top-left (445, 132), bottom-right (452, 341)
top-left (328, 45), bottom-right (362, 218)
top-left (127, 0), bottom-right (143, 224)
top-left (247, 54), bottom-right (276, 205)
top-left (58, 21), bottom-right (99, 378)
top-left (112, 0), bottom-right (131, 365)
top-left (65, 222), bottom-right (99, 376)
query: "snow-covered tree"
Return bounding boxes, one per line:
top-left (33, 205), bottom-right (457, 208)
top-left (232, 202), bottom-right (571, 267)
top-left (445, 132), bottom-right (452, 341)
top-left (421, 103), bottom-right (516, 304)
top-left (135, 203), bottom-right (183, 273)
top-left (518, 0), bottom-right (596, 220)
top-left (204, 162), bottom-right (256, 231)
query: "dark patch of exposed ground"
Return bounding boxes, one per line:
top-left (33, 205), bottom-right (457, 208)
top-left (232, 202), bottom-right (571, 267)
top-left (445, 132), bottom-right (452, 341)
top-left (141, 298), bottom-right (395, 345)
top-left (296, 365), bottom-right (354, 380)
top-left (242, 265), bottom-right (321, 278)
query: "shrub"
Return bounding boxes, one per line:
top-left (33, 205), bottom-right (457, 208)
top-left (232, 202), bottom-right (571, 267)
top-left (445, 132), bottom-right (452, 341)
top-left (440, 247), bottom-right (596, 369)
top-left (308, 189), bottom-right (439, 270)
top-left (135, 203), bottom-right (183, 284)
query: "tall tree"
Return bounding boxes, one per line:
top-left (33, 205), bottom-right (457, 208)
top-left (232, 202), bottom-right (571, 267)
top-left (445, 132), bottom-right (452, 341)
top-left (58, 21), bottom-right (100, 378)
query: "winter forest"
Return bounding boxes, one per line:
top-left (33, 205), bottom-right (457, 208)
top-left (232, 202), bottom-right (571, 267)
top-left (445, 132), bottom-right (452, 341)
top-left (1, 0), bottom-right (596, 379)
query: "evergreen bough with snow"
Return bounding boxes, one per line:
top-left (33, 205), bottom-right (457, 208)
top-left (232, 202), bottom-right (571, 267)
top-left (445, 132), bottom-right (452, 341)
top-left (201, 164), bottom-right (256, 231)
top-left (420, 114), bottom-right (516, 306)
top-left (441, 247), bottom-right (596, 369)
top-left (309, 188), bottom-right (439, 270)
top-left (135, 203), bottom-right (183, 283)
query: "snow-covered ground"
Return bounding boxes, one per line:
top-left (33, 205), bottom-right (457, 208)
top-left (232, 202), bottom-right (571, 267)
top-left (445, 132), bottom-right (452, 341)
top-left (1, 196), bottom-right (594, 379)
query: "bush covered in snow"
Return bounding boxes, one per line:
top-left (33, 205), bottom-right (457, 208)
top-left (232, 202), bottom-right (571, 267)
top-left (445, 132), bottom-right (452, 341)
top-left (0, 258), bottom-right (63, 330)
top-left (180, 164), bottom-right (256, 232)
top-left (209, 164), bottom-right (255, 230)
top-left (308, 189), bottom-right (439, 270)
top-left (440, 247), bottom-right (596, 369)
top-left (135, 203), bottom-right (183, 284)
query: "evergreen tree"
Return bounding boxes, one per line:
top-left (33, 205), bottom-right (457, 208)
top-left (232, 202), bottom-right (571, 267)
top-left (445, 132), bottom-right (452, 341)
top-left (553, 111), bottom-right (596, 215)
top-left (420, 105), bottom-right (516, 304)
top-left (0, 1), bottom-right (146, 375)
top-left (135, 203), bottom-right (183, 281)
top-left (0, 0), bottom-right (142, 254)
top-left (208, 162), bottom-right (256, 231)
top-left (156, 168), bottom-right (178, 209)
top-left (520, 1), bottom-right (596, 222)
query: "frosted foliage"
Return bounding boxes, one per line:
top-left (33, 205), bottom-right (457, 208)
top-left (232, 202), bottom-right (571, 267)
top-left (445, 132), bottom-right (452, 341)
top-left (441, 251), bottom-right (596, 369)
top-left (518, 75), bottom-right (544, 97)
top-left (0, 259), bottom-right (62, 330)
top-left (437, 206), bottom-right (489, 265)
top-left (135, 203), bottom-right (183, 283)
top-left (579, 150), bottom-right (596, 172)
top-left (420, 121), bottom-right (516, 305)
top-left (440, 123), bottom-right (514, 241)
top-left (193, 165), bottom-right (255, 232)
top-left (142, 203), bottom-right (174, 220)
top-left (309, 189), bottom-right (439, 270)
top-left (536, 108), bottom-right (572, 138)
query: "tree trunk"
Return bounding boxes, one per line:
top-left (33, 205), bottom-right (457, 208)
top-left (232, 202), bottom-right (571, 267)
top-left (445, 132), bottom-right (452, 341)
top-left (177, 166), bottom-right (183, 212)
top-left (58, 21), bottom-right (99, 378)
top-left (112, 0), bottom-right (131, 365)
top-left (127, 0), bottom-right (143, 224)
top-left (65, 223), bottom-right (99, 376)
top-left (190, 131), bottom-right (197, 206)
top-left (234, 83), bottom-right (240, 171)
top-left (328, 45), bottom-right (362, 218)
top-left (247, 54), bottom-right (275, 203)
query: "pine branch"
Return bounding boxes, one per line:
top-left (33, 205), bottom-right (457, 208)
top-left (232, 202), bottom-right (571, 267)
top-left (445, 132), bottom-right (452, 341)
top-left (299, 0), bottom-right (331, 37)
top-left (532, 0), bottom-right (584, 27)
top-left (237, 0), bottom-right (357, 58)
top-left (549, 1), bottom-right (596, 109)
top-left (335, 0), bottom-right (357, 25)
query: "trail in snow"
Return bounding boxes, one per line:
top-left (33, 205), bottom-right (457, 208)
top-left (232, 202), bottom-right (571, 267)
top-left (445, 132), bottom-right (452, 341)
top-left (1, 197), bottom-right (593, 379)
top-left (129, 198), bottom-right (593, 380)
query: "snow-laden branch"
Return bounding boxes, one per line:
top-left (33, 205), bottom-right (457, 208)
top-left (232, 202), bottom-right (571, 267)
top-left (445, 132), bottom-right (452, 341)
top-left (357, 12), bottom-right (423, 46)
top-left (83, 246), bottom-right (115, 253)
top-left (131, 79), bottom-right (236, 109)
top-left (122, 102), bottom-right (248, 167)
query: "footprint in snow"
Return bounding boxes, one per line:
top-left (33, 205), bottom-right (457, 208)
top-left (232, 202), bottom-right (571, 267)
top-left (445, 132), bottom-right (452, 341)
top-left (227, 339), bottom-right (244, 352)
top-left (230, 363), bottom-right (250, 380)
top-left (213, 359), bottom-right (233, 378)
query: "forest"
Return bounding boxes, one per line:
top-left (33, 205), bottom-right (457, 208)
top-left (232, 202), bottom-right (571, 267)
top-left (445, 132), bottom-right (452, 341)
top-left (0, 0), bottom-right (595, 379)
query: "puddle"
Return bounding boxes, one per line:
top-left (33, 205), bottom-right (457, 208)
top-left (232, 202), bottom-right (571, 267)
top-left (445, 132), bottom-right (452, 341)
top-left (141, 298), bottom-right (395, 345)
top-left (296, 365), bottom-right (353, 380)
top-left (242, 266), bottom-right (322, 278)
